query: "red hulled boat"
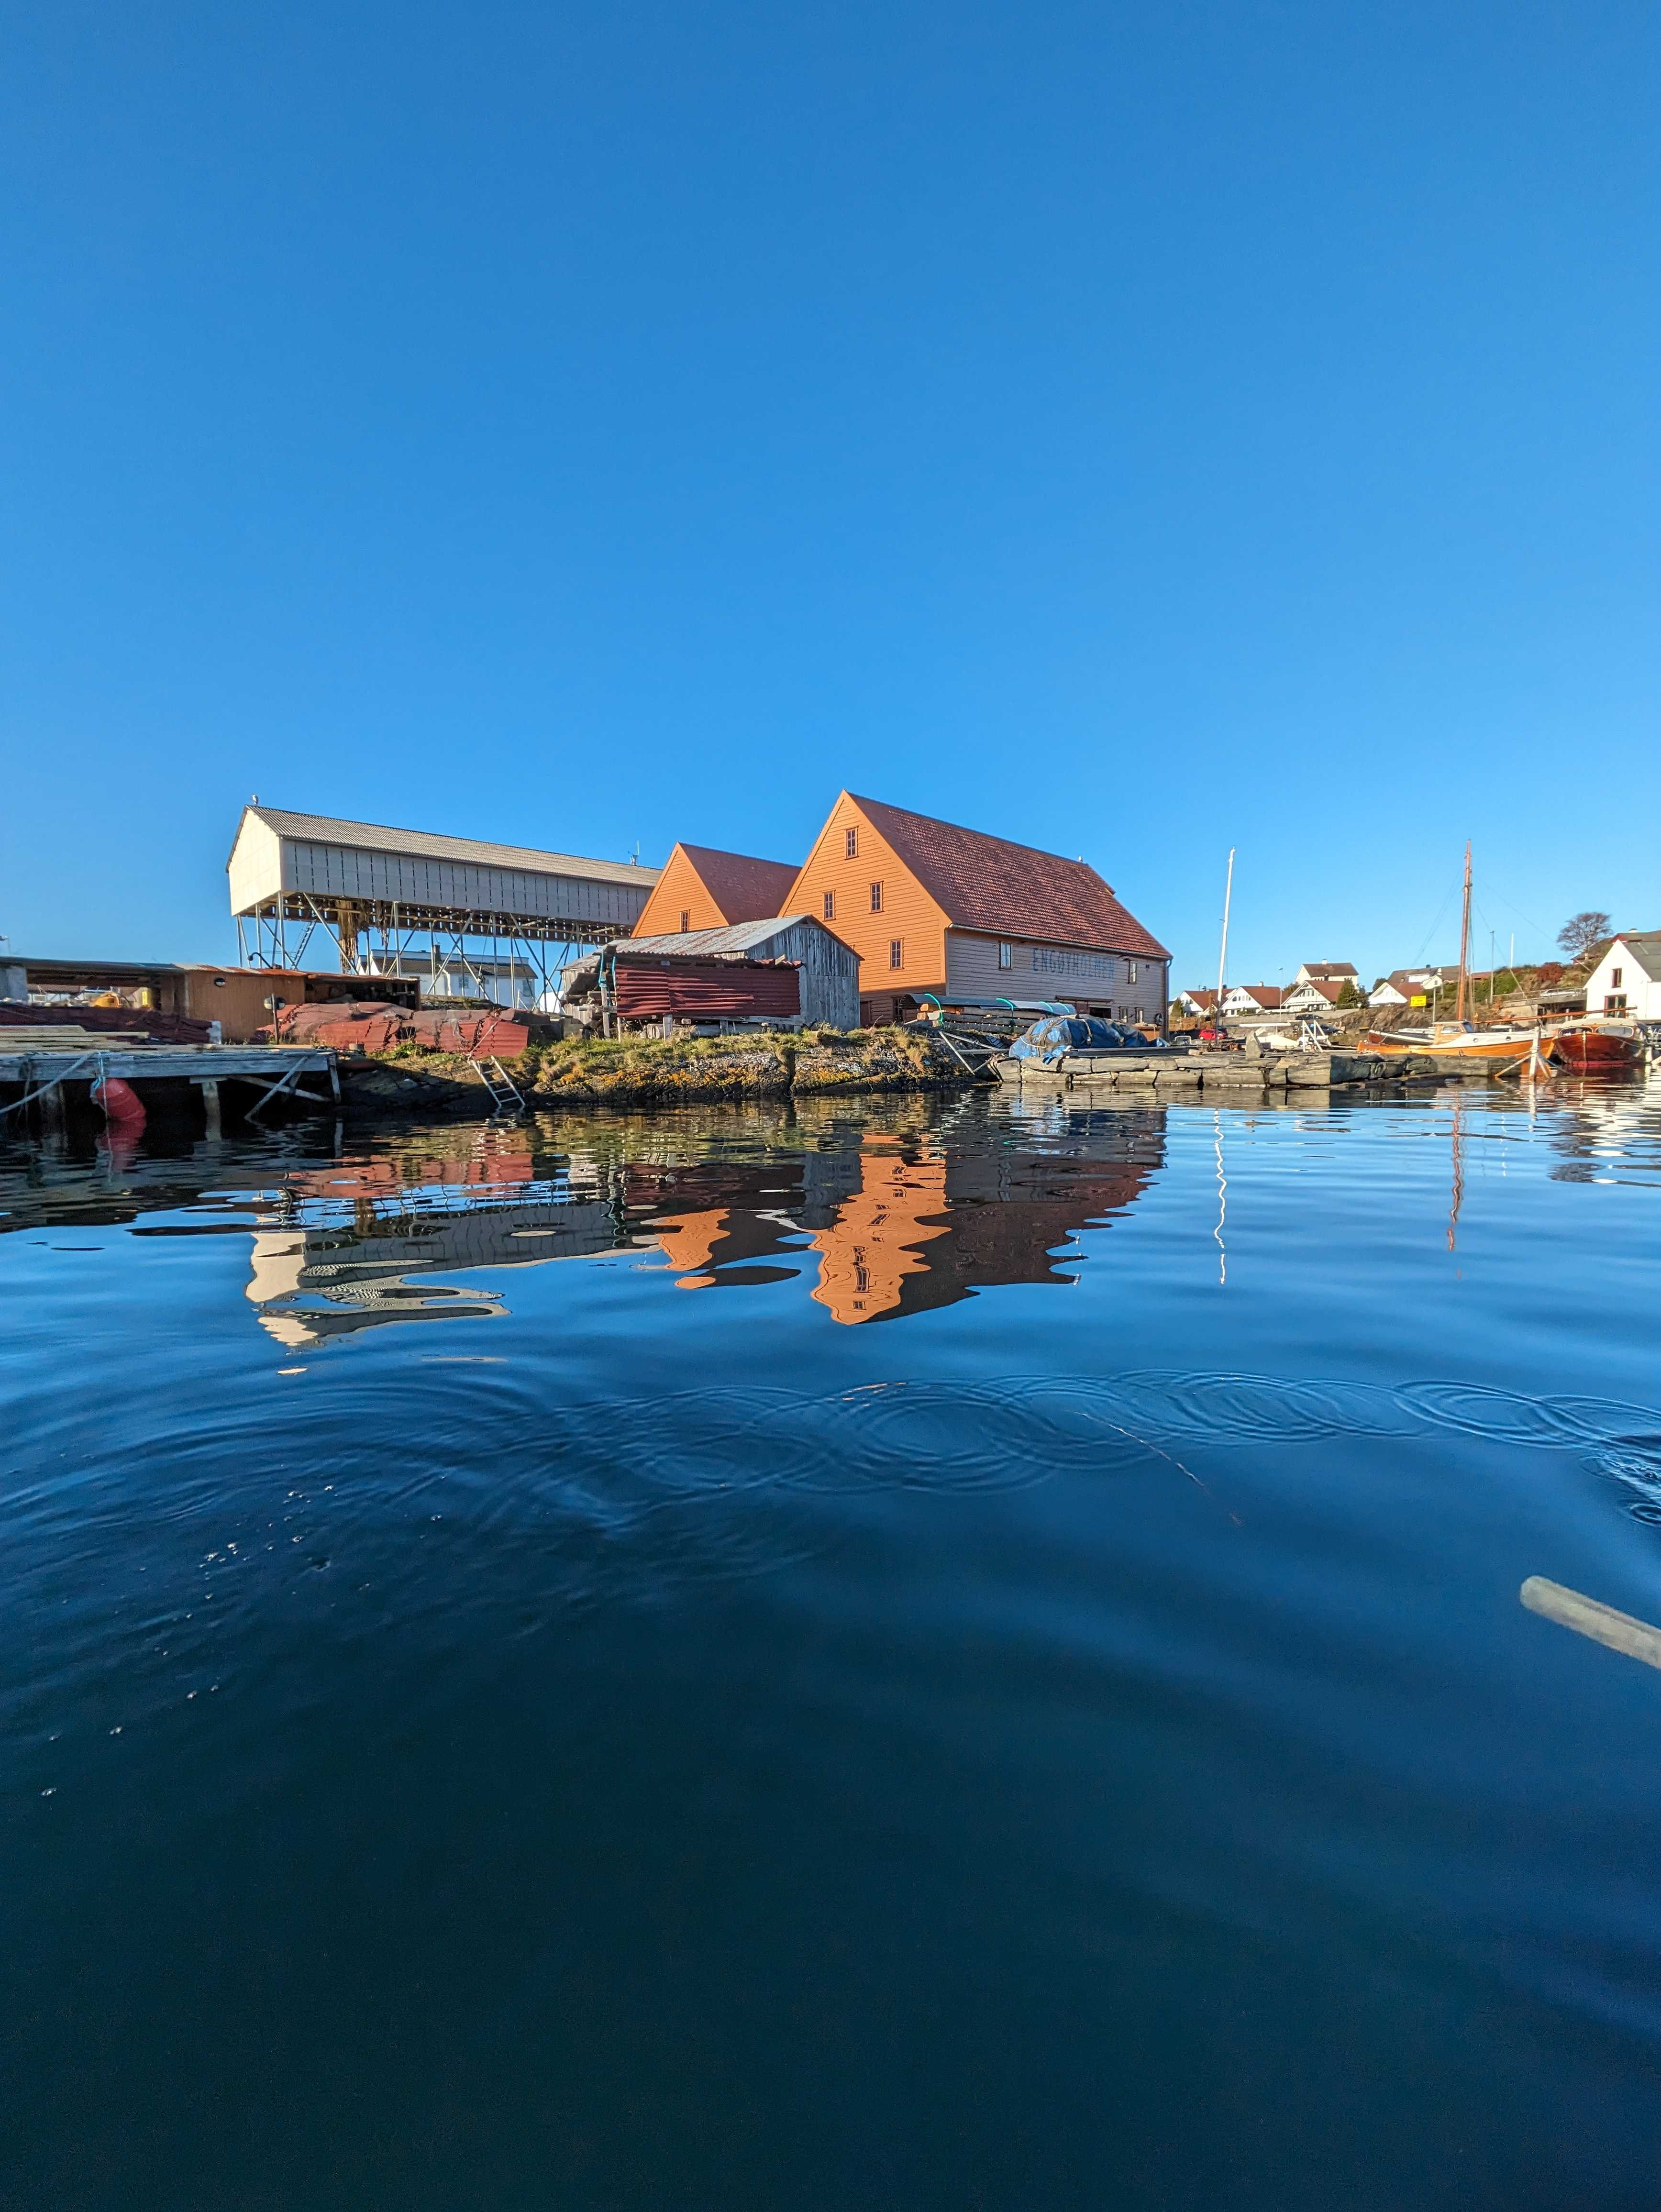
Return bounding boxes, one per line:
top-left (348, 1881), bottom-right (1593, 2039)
top-left (1550, 1023), bottom-right (1644, 1072)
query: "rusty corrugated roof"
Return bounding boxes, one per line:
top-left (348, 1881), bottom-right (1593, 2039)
top-left (622, 917), bottom-right (830, 958)
top-left (848, 795), bottom-right (1170, 960)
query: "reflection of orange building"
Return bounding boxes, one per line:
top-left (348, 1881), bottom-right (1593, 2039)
top-left (651, 1209), bottom-right (730, 1282)
top-left (623, 1116), bottom-right (1164, 1322)
top-left (810, 1147), bottom-right (950, 1323)
top-left (807, 1133), bottom-right (1160, 1324)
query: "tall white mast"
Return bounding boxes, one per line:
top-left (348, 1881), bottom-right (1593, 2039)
top-left (1215, 848), bottom-right (1236, 1015)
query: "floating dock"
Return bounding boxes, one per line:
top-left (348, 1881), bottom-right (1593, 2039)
top-left (997, 1050), bottom-right (1387, 1095)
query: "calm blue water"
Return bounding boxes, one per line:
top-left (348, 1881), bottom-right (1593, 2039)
top-left (4, 1082), bottom-right (1661, 2209)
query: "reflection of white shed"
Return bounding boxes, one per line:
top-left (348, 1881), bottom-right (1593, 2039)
top-left (1583, 933), bottom-right (1661, 1019)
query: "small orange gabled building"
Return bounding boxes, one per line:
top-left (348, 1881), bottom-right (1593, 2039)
top-left (631, 843), bottom-right (800, 939)
top-left (783, 793), bottom-right (1171, 1027)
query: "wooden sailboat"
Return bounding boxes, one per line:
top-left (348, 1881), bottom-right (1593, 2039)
top-left (1366, 843), bottom-right (1543, 1062)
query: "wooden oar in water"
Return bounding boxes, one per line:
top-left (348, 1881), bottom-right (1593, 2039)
top-left (1521, 1577), bottom-right (1661, 1671)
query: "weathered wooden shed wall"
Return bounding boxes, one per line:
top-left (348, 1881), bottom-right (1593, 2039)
top-left (620, 917), bottom-right (860, 1029)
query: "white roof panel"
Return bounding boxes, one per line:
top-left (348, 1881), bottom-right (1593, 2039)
top-left (238, 806), bottom-right (660, 889)
top-left (622, 917), bottom-right (820, 956)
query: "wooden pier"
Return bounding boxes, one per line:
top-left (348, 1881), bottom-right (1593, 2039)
top-left (0, 1044), bottom-right (339, 1133)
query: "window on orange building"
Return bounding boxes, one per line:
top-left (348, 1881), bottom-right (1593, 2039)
top-left (845, 827), bottom-right (858, 858)
top-left (870, 881), bottom-right (883, 912)
top-left (889, 939), bottom-right (903, 970)
top-left (823, 890), bottom-right (835, 920)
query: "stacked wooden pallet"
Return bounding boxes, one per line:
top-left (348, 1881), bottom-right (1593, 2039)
top-left (0, 1026), bottom-right (157, 1049)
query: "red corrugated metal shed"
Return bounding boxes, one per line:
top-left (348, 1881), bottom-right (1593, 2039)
top-left (268, 1003), bottom-right (533, 1057)
top-left (612, 960), bottom-right (800, 1021)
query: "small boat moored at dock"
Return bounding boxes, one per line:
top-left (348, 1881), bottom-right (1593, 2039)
top-left (1363, 1020), bottom-right (1543, 1064)
top-left (1548, 1021), bottom-right (1645, 1073)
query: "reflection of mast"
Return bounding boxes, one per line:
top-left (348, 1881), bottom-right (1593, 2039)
top-left (1455, 840), bottom-right (1472, 1022)
top-left (1213, 1111), bottom-right (1227, 1287)
top-left (1447, 1093), bottom-right (1465, 1251)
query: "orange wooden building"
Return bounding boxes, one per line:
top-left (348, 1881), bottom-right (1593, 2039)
top-left (632, 843), bottom-right (799, 938)
top-left (783, 793), bottom-right (1170, 1027)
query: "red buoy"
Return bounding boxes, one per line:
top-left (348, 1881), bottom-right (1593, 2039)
top-left (91, 1076), bottom-right (147, 1135)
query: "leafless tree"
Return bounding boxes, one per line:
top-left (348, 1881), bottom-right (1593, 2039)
top-left (1557, 910), bottom-right (1613, 963)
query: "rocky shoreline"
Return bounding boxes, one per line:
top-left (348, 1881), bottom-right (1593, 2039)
top-left (336, 1026), bottom-right (972, 1118)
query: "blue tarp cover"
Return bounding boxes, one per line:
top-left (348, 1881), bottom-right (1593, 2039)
top-left (1009, 1015), bottom-right (1161, 1064)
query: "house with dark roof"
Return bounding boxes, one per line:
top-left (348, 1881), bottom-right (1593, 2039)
top-left (783, 793), bottom-right (1170, 1026)
top-left (631, 842), bottom-right (800, 939)
top-left (1368, 965), bottom-right (1459, 1009)
top-left (1283, 977), bottom-right (1342, 1013)
top-left (1583, 931), bottom-right (1661, 1019)
top-left (1294, 961), bottom-right (1359, 986)
top-left (1222, 984), bottom-right (1285, 1014)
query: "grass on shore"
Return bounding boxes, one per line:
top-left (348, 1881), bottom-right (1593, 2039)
top-left (360, 1025), bottom-right (960, 1100)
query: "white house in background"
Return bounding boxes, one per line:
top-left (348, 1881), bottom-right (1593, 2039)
top-left (1583, 932), bottom-right (1661, 1019)
top-left (1369, 965), bottom-right (1457, 1008)
top-left (1294, 961), bottom-right (1359, 988)
top-left (1221, 983), bottom-right (1285, 1015)
top-left (1176, 988), bottom-right (1219, 1019)
top-left (1284, 976), bottom-right (1346, 1014)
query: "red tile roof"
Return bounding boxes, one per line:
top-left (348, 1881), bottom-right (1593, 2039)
top-left (849, 795), bottom-right (1169, 959)
top-left (680, 844), bottom-right (799, 924)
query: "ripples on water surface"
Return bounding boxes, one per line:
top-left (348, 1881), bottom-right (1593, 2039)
top-left (4, 1083), bottom-right (1661, 2208)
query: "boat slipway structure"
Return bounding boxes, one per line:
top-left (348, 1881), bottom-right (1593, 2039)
top-left (228, 805), bottom-right (661, 1002)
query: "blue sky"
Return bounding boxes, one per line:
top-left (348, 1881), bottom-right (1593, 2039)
top-left (2, 1), bottom-right (1657, 989)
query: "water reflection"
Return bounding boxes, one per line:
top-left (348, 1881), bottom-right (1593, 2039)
top-left (4, 1080), bottom-right (1659, 1349)
top-left (0, 1094), bottom-right (1170, 1338)
top-left (236, 1096), bottom-right (1167, 1336)
top-left (8, 1078), bottom-right (1661, 2207)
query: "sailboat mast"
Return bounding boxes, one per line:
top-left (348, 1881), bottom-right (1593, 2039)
top-left (1215, 848), bottom-right (1235, 1017)
top-left (1455, 840), bottom-right (1472, 1022)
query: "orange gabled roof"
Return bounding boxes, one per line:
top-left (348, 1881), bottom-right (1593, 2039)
top-left (845, 796), bottom-right (1170, 960)
top-left (677, 844), bottom-right (799, 924)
